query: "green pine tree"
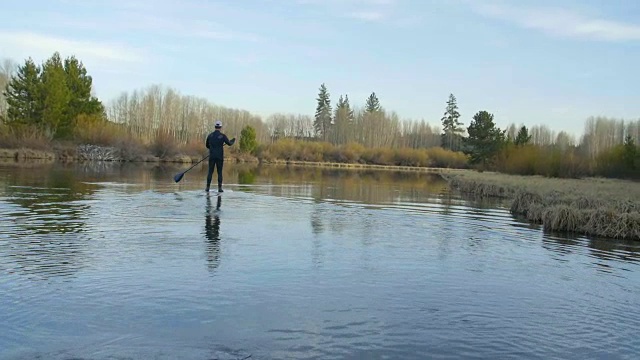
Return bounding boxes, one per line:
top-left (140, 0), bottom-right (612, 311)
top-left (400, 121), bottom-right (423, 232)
top-left (514, 125), bottom-right (531, 146)
top-left (314, 83), bottom-right (332, 141)
top-left (333, 94), bottom-right (353, 145)
top-left (4, 57), bottom-right (43, 126)
top-left (440, 93), bottom-right (464, 151)
top-left (239, 125), bottom-right (258, 154)
top-left (622, 135), bottom-right (636, 170)
top-left (40, 52), bottom-right (72, 138)
top-left (64, 55), bottom-right (104, 120)
top-left (464, 110), bottom-right (506, 166)
top-left (344, 94), bottom-right (354, 122)
top-left (365, 92), bottom-right (381, 113)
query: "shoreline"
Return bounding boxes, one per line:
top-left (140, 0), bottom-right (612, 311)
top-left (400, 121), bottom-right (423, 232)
top-left (2, 146), bottom-right (638, 241)
top-left (441, 171), bottom-right (640, 241)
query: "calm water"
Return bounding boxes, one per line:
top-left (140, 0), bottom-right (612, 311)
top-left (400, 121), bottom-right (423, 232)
top-left (1, 161), bottom-right (639, 360)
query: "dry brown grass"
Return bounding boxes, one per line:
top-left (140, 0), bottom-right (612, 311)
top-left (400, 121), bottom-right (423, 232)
top-left (443, 170), bottom-right (640, 240)
top-left (0, 124), bottom-right (53, 150)
top-left (0, 148), bottom-right (56, 161)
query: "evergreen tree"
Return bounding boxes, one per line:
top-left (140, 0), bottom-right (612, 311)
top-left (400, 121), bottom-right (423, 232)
top-left (314, 83), bottom-right (332, 141)
top-left (335, 95), bottom-right (345, 112)
top-left (344, 94), bottom-right (354, 122)
top-left (514, 125), bottom-right (531, 146)
top-left (64, 55), bottom-right (104, 119)
top-left (4, 52), bottom-right (105, 138)
top-left (40, 52), bottom-right (72, 137)
top-left (622, 135), bottom-right (637, 170)
top-left (440, 93), bottom-right (464, 151)
top-left (464, 110), bottom-right (506, 166)
top-left (333, 94), bottom-right (353, 145)
top-left (365, 92), bottom-right (381, 112)
top-left (4, 57), bottom-right (42, 126)
top-left (239, 125), bottom-right (258, 154)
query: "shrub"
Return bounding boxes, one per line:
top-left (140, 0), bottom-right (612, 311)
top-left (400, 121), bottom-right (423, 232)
top-left (73, 114), bottom-right (127, 146)
top-left (150, 127), bottom-right (178, 159)
top-left (0, 123), bottom-right (53, 150)
top-left (239, 125), bottom-right (258, 154)
top-left (361, 147), bottom-right (394, 165)
top-left (393, 148), bottom-right (429, 167)
top-left (426, 147), bottom-right (468, 168)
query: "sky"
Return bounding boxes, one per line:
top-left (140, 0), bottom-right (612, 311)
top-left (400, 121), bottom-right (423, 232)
top-left (1, 0), bottom-right (639, 138)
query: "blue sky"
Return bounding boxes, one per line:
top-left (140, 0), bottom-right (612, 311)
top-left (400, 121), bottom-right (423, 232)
top-left (1, 0), bottom-right (639, 138)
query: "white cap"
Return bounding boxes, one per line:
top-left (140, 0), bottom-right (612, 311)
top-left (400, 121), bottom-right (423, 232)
top-left (215, 120), bottom-right (222, 128)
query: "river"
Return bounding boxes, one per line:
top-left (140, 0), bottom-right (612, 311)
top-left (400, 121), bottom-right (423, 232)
top-left (1, 161), bottom-right (639, 359)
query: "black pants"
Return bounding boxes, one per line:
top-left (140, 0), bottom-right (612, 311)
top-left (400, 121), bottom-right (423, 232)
top-left (206, 157), bottom-right (224, 189)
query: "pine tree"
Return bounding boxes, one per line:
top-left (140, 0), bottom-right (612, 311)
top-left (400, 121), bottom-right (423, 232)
top-left (622, 135), bottom-right (636, 170)
top-left (514, 125), bottom-right (531, 146)
top-left (464, 110), bottom-right (506, 166)
top-left (4, 57), bottom-right (42, 126)
top-left (239, 125), bottom-right (258, 154)
top-left (344, 94), bottom-right (354, 122)
top-left (314, 83), bottom-right (332, 141)
top-left (365, 92), bottom-right (381, 113)
top-left (40, 52), bottom-right (72, 137)
top-left (441, 93), bottom-right (464, 151)
top-left (64, 55), bottom-right (104, 119)
top-left (333, 94), bottom-right (353, 145)
top-left (4, 52), bottom-right (105, 138)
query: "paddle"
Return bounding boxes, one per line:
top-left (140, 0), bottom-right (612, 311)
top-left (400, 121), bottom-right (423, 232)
top-left (173, 154), bottom-right (210, 183)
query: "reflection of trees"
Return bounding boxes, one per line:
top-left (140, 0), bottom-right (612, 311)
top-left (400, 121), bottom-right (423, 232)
top-left (232, 164), bottom-right (450, 206)
top-left (204, 195), bottom-right (222, 272)
top-left (0, 163), bottom-right (98, 279)
top-left (237, 168), bottom-right (256, 185)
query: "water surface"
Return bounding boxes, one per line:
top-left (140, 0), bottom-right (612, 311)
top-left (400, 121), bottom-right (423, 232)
top-left (1, 161), bottom-right (639, 359)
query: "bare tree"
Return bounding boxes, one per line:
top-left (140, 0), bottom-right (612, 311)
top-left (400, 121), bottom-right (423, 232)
top-left (0, 58), bottom-right (19, 120)
top-left (107, 84), bottom-right (269, 145)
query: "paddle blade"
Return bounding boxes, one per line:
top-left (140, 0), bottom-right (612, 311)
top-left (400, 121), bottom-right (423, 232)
top-left (173, 172), bottom-right (185, 183)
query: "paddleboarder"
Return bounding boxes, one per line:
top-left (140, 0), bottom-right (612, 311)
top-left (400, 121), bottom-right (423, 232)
top-left (205, 120), bottom-right (235, 192)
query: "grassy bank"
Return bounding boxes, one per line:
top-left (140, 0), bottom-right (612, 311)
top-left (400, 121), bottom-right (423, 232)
top-left (442, 171), bottom-right (640, 240)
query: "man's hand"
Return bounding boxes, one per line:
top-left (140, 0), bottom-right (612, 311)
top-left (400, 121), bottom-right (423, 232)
top-left (230, 138), bottom-right (236, 145)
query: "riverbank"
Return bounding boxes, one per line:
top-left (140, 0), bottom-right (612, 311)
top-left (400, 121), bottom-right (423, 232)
top-left (442, 171), bottom-right (640, 240)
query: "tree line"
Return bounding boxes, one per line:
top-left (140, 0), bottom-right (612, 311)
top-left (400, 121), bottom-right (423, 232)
top-left (1, 53), bottom-right (638, 178)
top-left (1, 53), bottom-right (104, 139)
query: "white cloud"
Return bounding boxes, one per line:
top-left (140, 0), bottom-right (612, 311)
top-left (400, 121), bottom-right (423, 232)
top-left (0, 31), bottom-right (146, 65)
top-left (298, 0), bottom-right (397, 22)
top-left (347, 11), bottom-right (385, 21)
top-left (474, 3), bottom-right (640, 42)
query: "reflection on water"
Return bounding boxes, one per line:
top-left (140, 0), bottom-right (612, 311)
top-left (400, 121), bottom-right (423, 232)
top-left (204, 195), bottom-right (222, 272)
top-left (0, 164), bottom-right (100, 280)
top-left (1, 161), bottom-right (639, 359)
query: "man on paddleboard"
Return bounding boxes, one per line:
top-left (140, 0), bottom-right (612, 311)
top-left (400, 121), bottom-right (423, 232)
top-left (205, 120), bottom-right (235, 192)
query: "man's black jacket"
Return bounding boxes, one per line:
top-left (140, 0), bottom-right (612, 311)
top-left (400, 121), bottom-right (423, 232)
top-left (206, 130), bottom-right (234, 159)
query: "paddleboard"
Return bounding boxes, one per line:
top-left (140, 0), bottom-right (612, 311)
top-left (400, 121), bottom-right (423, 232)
top-left (206, 189), bottom-right (233, 195)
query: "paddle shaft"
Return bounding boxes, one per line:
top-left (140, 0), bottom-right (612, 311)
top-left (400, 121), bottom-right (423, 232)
top-left (183, 154), bottom-right (210, 174)
top-left (174, 154), bottom-right (210, 182)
